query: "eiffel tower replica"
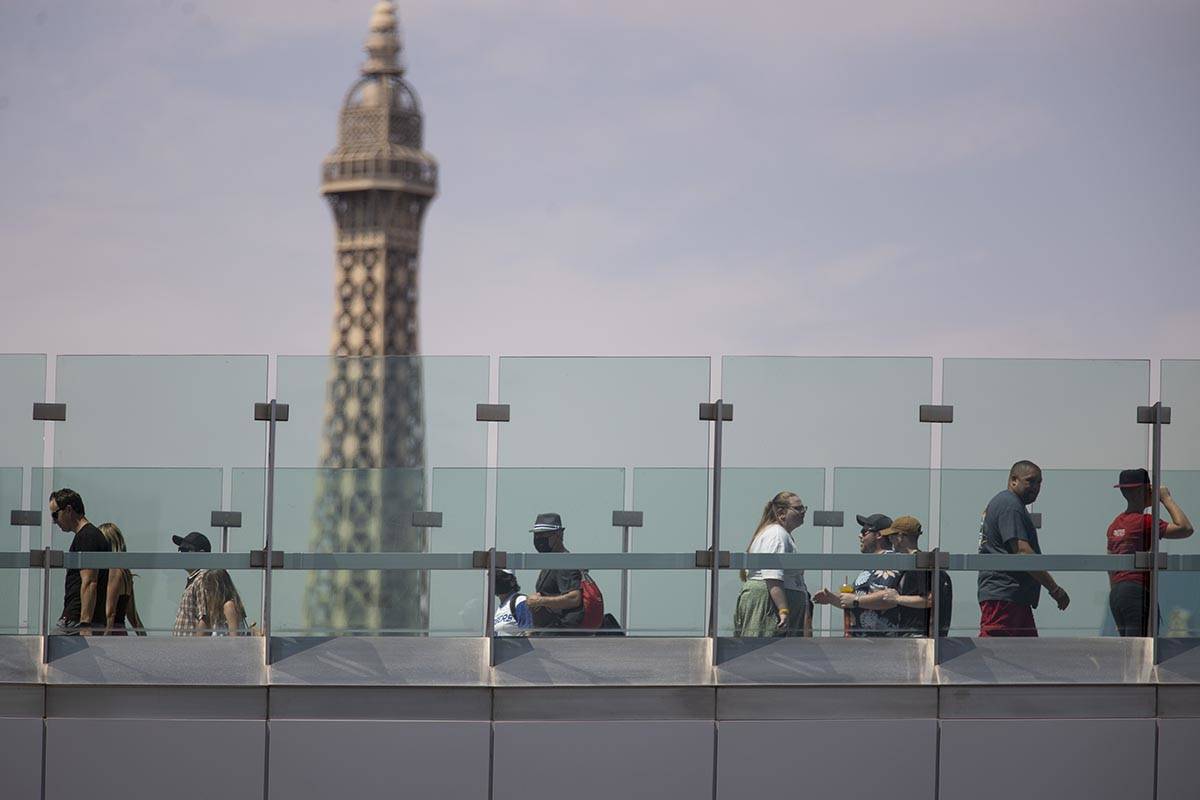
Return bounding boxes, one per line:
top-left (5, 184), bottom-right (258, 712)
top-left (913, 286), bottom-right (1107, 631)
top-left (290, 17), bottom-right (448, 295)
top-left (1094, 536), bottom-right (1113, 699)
top-left (307, 1), bottom-right (438, 633)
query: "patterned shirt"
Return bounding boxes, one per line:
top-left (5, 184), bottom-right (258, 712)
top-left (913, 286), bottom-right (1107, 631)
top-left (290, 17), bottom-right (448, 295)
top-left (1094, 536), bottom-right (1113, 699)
top-left (172, 569), bottom-right (212, 636)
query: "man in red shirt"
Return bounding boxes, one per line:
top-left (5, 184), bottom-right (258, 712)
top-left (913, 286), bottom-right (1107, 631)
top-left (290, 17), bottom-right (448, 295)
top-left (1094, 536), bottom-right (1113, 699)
top-left (1107, 468), bottom-right (1193, 636)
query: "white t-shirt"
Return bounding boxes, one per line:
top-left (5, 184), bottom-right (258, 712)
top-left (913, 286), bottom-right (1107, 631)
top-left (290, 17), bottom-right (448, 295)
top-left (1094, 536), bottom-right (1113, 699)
top-left (493, 593), bottom-right (533, 636)
top-left (746, 523), bottom-right (806, 592)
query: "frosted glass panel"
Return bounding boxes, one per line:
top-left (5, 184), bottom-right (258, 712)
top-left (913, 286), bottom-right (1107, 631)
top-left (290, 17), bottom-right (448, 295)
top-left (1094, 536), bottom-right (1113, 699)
top-left (942, 359), bottom-right (1148, 469)
top-left (1162, 360), bottom-right (1200, 470)
top-left (498, 357), bottom-right (710, 467)
top-left (0, 354), bottom-right (45, 469)
top-left (274, 356), bottom-right (489, 469)
top-left (54, 355), bottom-right (267, 468)
top-left (721, 357), bottom-right (931, 469)
top-left (629, 468), bottom-right (708, 636)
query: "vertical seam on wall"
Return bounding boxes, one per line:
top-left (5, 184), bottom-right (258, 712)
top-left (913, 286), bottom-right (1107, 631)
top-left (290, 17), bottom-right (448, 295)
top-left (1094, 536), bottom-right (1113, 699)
top-left (488, 688), bottom-right (496, 800)
top-left (934, 688), bottom-right (942, 800)
top-left (40, 684), bottom-right (47, 800)
top-left (711, 718), bottom-right (719, 800)
top-left (262, 687), bottom-right (271, 800)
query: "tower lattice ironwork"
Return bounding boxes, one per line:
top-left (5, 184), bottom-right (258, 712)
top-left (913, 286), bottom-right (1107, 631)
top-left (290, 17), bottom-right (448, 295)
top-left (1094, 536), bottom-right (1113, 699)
top-left (306, 0), bottom-right (438, 633)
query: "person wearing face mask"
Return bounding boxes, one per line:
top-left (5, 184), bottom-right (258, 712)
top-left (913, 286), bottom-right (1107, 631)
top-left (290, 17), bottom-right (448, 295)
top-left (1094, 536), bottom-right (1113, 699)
top-left (733, 492), bottom-right (810, 637)
top-left (524, 513), bottom-right (584, 634)
top-left (977, 460), bottom-right (1070, 637)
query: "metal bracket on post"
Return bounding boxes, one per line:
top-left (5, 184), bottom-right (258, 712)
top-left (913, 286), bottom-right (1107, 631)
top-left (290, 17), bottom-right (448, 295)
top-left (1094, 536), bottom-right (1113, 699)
top-left (1134, 551), bottom-right (1169, 570)
top-left (1138, 402), bottom-right (1170, 664)
top-left (700, 399), bottom-right (732, 664)
top-left (29, 549), bottom-right (63, 569)
top-left (613, 511), bottom-right (644, 629)
top-left (475, 404), bottom-right (510, 422)
top-left (10, 510), bottom-right (42, 528)
top-left (32, 403), bottom-right (67, 422)
top-left (412, 511), bottom-right (443, 528)
top-left (694, 549), bottom-right (731, 569)
top-left (249, 549), bottom-right (285, 569)
top-left (210, 510), bottom-right (242, 554)
top-left (919, 404), bottom-right (953, 662)
top-left (811, 510), bottom-right (844, 528)
top-left (253, 400), bottom-right (288, 665)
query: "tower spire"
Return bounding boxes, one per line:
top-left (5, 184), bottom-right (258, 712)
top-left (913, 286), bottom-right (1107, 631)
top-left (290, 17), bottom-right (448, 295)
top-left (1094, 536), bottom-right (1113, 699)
top-left (362, 1), bottom-right (403, 76)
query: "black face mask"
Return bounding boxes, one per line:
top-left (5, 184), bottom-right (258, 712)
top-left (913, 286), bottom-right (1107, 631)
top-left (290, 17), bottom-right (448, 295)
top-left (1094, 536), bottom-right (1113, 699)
top-left (533, 536), bottom-right (554, 553)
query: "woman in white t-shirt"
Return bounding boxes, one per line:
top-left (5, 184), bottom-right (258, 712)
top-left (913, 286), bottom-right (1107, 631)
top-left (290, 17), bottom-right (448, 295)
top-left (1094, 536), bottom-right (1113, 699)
top-left (733, 491), bottom-right (809, 637)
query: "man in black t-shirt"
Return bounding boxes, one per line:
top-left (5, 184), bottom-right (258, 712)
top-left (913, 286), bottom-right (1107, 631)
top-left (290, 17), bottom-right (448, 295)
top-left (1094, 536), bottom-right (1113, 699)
top-left (49, 488), bottom-right (110, 635)
top-left (524, 512), bottom-right (584, 634)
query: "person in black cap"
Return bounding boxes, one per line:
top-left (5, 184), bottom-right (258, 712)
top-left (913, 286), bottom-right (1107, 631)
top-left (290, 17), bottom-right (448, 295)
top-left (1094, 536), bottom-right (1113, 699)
top-left (812, 512), bottom-right (903, 636)
top-left (171, 531), bottom-right (250, 636)
top-left (1107, 469), bottom-right (1193, 636)
top-left (524, 513), bottom-right (584, 634)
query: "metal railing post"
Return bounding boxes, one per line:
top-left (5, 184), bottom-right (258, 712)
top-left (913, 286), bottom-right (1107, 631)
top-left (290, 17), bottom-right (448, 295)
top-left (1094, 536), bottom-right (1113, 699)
top-left (1148, 402), bottom-right (1166, 663)
top-left (919, 403), bottom-right (953, 666)
top-left (254, 400), bottom-right (288, 666)
top-left (700, 400), bottom-right (732, 666)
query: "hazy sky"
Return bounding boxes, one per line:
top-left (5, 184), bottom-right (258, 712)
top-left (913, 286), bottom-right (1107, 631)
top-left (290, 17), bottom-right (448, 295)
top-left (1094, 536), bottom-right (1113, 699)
top-left (1, 0), bottom-right (1197, 358)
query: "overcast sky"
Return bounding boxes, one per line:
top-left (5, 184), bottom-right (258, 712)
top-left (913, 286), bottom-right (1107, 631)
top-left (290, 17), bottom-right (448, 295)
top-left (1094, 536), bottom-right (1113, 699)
top-left (1, 0), bottom-right (1197, 359)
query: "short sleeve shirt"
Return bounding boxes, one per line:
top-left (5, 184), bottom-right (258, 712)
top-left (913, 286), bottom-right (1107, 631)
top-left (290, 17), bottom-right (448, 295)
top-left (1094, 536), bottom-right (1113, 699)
top-left (1107, 512), bottom-right (1168, 586)
top-left (494, 593), bottom-right (534, 636)
top-left (746, 524), bottom-right (807, 593)
top-left (62, 523), bottom-right (111, 625)
top-left (173, 569), bottom-right (212, 636)
top-left (977, 489), bottom-right (1041, 607)
top-left (533, 569), bottom-right (583, 629)
top-left (896, 569), bottom-right (931, 637)
top-left (849, 563), bottom-right (901, 636)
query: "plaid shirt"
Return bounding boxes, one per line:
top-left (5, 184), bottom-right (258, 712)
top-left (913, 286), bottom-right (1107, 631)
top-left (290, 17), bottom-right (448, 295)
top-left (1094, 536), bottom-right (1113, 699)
top-left (172, 569), bottom-right (212, 636)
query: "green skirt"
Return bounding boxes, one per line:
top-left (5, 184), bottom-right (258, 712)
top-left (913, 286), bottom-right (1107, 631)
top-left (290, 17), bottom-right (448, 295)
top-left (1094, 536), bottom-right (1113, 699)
top-left (733, 580), bottom-right (806, 637)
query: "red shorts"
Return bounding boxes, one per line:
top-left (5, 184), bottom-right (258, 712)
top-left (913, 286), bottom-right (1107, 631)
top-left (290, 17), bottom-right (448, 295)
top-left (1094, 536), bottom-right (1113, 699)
top-left (978, 600), bottom-right (1038, 637)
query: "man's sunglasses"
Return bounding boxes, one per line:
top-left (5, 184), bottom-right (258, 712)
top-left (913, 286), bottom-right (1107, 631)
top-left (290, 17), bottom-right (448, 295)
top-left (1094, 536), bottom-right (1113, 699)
top-left (51, 509), bottom-right (61, 521)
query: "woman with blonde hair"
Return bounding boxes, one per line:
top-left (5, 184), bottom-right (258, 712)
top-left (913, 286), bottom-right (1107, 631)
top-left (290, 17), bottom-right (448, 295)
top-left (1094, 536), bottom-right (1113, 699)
top-left (733, 491), bottom-right (809, 637)
top-left (201, 569), bottom-right (250, 635)
top-left (98, 523), bottom-right (146, 636)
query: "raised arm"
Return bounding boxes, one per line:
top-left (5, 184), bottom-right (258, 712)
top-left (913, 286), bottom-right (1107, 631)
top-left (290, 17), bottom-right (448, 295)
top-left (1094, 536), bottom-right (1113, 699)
top-left (1160, 487), bottom-right (1194, 539)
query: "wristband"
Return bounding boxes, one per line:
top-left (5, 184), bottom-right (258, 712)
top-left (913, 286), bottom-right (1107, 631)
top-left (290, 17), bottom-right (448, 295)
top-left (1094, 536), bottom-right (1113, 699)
top-left (777, 607), bottom-right (789, 615)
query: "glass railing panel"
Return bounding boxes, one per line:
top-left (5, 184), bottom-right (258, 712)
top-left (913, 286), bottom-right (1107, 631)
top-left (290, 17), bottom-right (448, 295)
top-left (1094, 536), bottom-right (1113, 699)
top-left (939, 468), bottom-right (1141, 637)
top-left (273, 355), bottom-right (490, 468)
top-left (628, 468), bottom-right (708, 636)
top-left (0, 354), bottom-right (46, 469)
top-left (497, 357), bottom-right (710, 467)
top-left (941, 358), bottom-right (1149, 469)
top-left (721, 357), bottom-right (932, 468)
top-left (495, 467), bottom-right (625, 635)
top-left (0, 466), bottom-right (40, 633)
top-left (239, 466), bottom-right (485, 635)
top-left (1159, 470), bottom-right (1200, 644)
top-left (1161, 360), bottom-right (1199, 470)
top-left (826, 467), bottom-right (934, 637)
top-left (53, 355), bottom-right (268, 467)
top-left (718, 468), bottom-right (825, 636)
top-left (38, 467), bottom-right (254, 635)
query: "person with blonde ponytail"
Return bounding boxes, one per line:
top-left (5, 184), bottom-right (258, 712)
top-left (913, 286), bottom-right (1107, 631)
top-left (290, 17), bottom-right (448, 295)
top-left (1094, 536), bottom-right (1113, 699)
top-left (733, 492), bottom-right (809, 637)
top-left (98, 523), bottom-right (146, 636)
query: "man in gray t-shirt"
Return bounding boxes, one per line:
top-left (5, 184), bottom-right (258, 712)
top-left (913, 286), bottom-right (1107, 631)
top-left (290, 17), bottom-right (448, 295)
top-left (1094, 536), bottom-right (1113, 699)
top-left (976, 460), bottom-right (1070, 636)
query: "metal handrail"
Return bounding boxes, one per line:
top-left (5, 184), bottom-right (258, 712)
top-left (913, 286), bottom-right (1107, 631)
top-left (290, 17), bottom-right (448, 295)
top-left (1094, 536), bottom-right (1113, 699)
top-left (13, 550), bottom-right (1175, 572)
